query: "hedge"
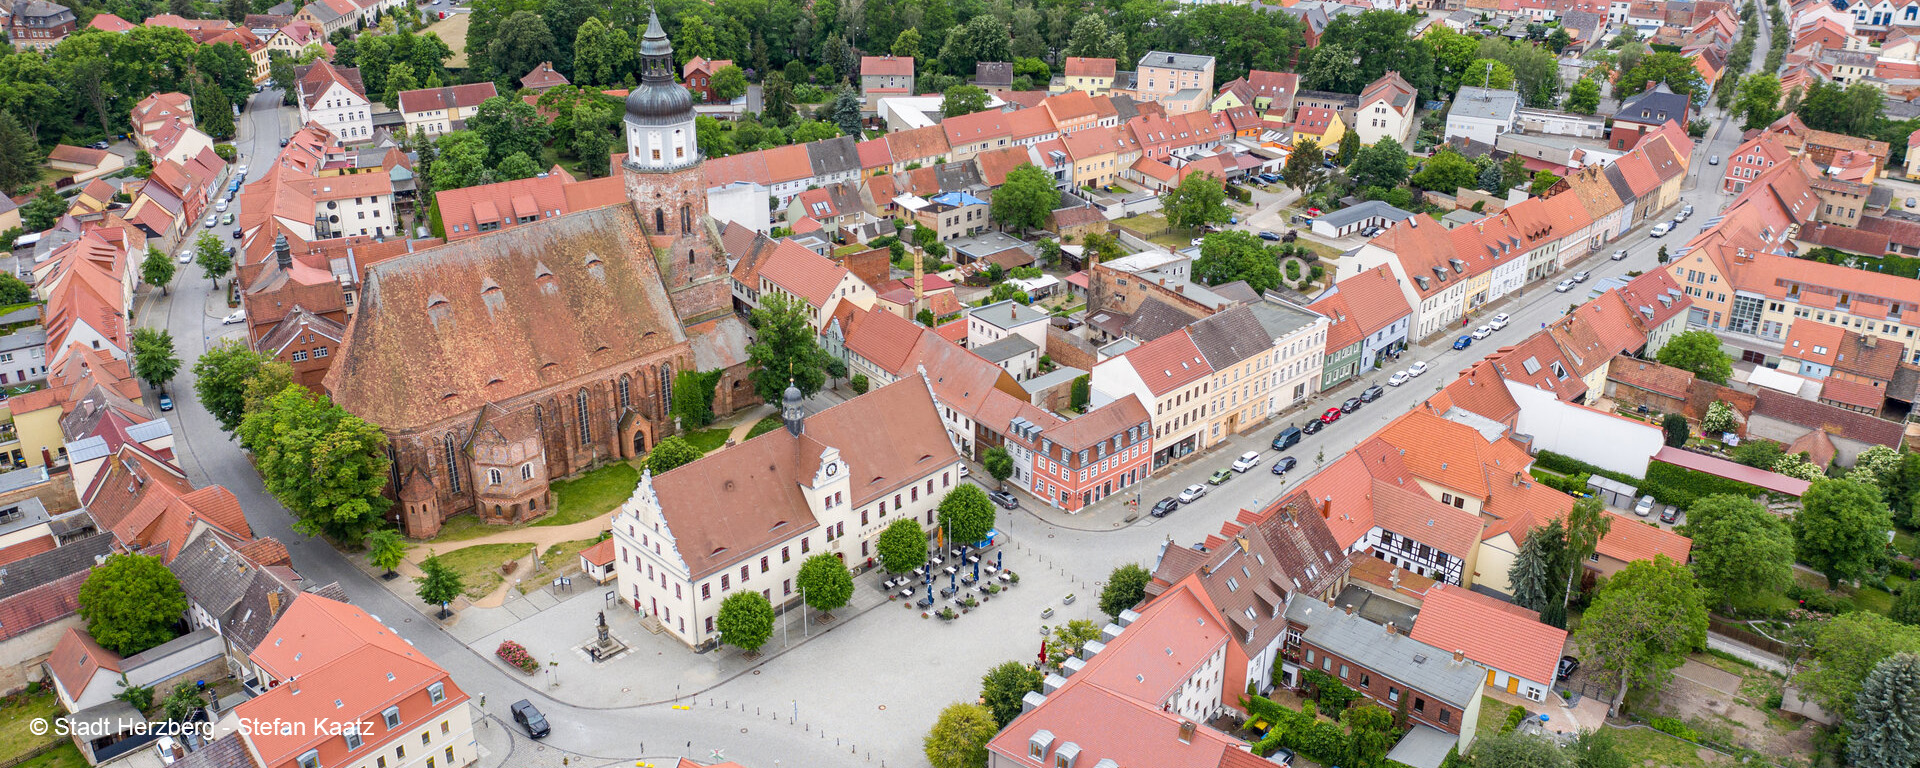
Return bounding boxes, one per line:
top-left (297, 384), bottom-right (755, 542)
top-left (1533, 450), bottom-right (1702, 509)
top-left (1643, 460), bottom-right (1770, 509)
top-left (1242, 695), bottom-right (1352, 766)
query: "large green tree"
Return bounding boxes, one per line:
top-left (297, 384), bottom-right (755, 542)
top-left (1736, 73), bottom-right (1783, 131)
top-left (1655, 329), bottom-right (1732, 384)
top-left (644, 435), bottom-right (702, 474)
top-left (195, 232), bottom-right (232, 286)
top-left (1805, 612), bottom-right (1920, 720)
top-left (876, 518), bottom-right (929, 573)
top-left (0, 110), bottom-right (42, 196)
top-left (1350, 137), bottom-right (1409, 190)
top-left (1849, 653), bottom-right (1920, 768)
top-left (1614, 51), bottom-right (1705, 101)
top-left (717, 590), bottom-right (775, 654)
top-left (1161, 172), bottom-right (1230, 232)
top-left (711, 65), bottom-right (749, 102)
top-left (467, 95), bottom-right (551, 166)
top-left (941, 84), bottom-right (989, 118)
top-left (1508, 518), bottom-right (1567, 615)
top-left (1282, 138), bottom-right (1326, 192)
top-left (237, 385), bottom-right (393, 540)
top-left (1566, 78), bottom-right (1601, 114)
top-left (1687, 494), bottom-right (1794, 609)
top-left (796, 552), bottom-right (854, 617)
top-left (131, 328), bottom-right (181, 391)
top-left (140, 246), bottom-right (175, 296)
top-left (365, 529), bottom-right (408, 577)
top-left (936, 484), bottom-right (995, 545)
top-left (414, 551), bottom-right (464, 618)
top-left (990, 163), bottom-right (1059, 234)
top-left (1559, 497), bottom-right (1611, 615)
top-left (745, 293), bottom-right (837, 402)
top-left (1099, 563), bottom-right (1150, 621)
top-left (1412, 148), bottom-right (1478, 192)
top-left (487, 10), bottom-right (557, 83)
top-left (979, 661), bottom-right (1044, 727)
top-left (924, 702), bottom-right (997, 768)
top-left (20, 187), bottom-right (62, 232)
top-left (192, 340), bottom-right (271, 434)
top-left (1193, 231), bottom-right (1281, 296)
top-left (571, 17), bottom-right (631, 86)
top-left (1573, 555), bottom-right (1708, 715)
top-left (77, 553), bottom-right (187, 656)
top-left (1796, 478), bottom-right (1894, 589)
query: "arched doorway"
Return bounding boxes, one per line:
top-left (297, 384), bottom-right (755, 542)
top-left (633, 431), bottom-right (647, 456)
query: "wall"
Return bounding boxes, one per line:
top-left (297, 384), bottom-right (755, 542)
top-left (1506, 380), bottom-right (1663, 477)
top-left (1045, 327), bottom-right (1096, 372)
top-left (0, 471), bottom-right (77, 516)
top-left (0, 616), bottom-right (78, 695)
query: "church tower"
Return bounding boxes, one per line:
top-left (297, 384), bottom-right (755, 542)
top-left (622, 12), bottom-right (730, 325)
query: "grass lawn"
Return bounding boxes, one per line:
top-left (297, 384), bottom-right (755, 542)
top-left (539, 537), bottom-right (603, 573)
top-left (1609, 725), bottom-right (1714, 767)
top-left (1111, 213), bottom-right (1195, 249)
top-left (1475, 696), bottom-right (1516, 741)
top-left (683, 427), bottom-right (730, 454)
top-left (1289, 237), bottom-right (1344, 262)
top-left (436, 543), bottom-right (533, 600)
top-left (12, 743), bottom-right (84, 768)
top-left (746, 416), bottom-right (783, 440)
top-left (0, 688), bottom-right (65, 764)
top-left (537, 462), bottom-right (639, 528)
top-left (423, 12), bottom-right (470, 68)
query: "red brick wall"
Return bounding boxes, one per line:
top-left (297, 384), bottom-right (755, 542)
top-left (1299, 641), bottom-right (1467, 735)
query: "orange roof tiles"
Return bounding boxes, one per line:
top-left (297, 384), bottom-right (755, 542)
top-left (1595, 509), bottom-right (1693, 563)
top-left (757, 240), bottom-right (850, 307)
top-left (1122, 330), bottom-right (1212, 397)
top-left (1410, 582), bottom-right (1565, 685)
top-left (1063, 57), bottom-right (1117, 78)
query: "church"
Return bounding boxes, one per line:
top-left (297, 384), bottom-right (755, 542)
top-left (323, 15), bottom-right (757, 538)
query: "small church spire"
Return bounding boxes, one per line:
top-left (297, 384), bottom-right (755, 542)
top-left (782, 379), bottom-right (805, 436)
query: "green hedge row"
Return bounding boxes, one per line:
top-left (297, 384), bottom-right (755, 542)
top-left (1533, 451), bottom-right (1708, 509)
top-left (1643, 460), bottom-right (1769, 509)
top-left (1244, 695), bottom-right (1352, 766)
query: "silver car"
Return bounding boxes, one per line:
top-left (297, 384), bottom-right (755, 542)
top-left (1633, 495), bottom-right (1655, 517)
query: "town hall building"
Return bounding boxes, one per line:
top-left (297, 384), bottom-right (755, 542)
top-left (325, 14), bottom-right (755, 538)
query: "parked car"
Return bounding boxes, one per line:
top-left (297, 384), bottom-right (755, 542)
top-left (1407, 360), bottom-right (1429, 377)
top-left (1388, 371), bottom-right (1410, 387)
top-left (511, 700), bottom-right (550, 739)
top-left (1554, 279), bottom-right (1576, 292)
top-left (1611, 249), bottom-right (1628, 261)
top-left (1190, 237), bottom-right (1206, 247)
top-left (988, 490), bottom-right (1021, 510)
top-left (1360, 226), bottom-right (1383, 237)
top-left (1178, 484), bottom-right (1208, 503)
top-left (231, 227), bottom-right (243, 239)
top-left (221, 212), bottom-right (234, 225)
top-left (1302, 419), bottom-right (1325, 435)
top-left (1257, 230), bottom-right (1281, 241)
top-left (214, 200), bottom-right (228, 213)
top-left (1633, 495), bottom-right (1655, 517)
top-left (234, 164), bottom-right (248, 177)
top-left (1232, 451), bottom-right (1263, 472)
top-left (204, 216), bottom-right (216, 229)
top-left (1490, 312), bottom-right (1510, 330)
top-left (1708, 155), bottom-right (1719, 165)
top-left (1556, 656), bottom-right (1580, 681)
top-left (1208, 469), bottom-right (1233, 485)
top-left (1573, 270), bottom-right (1590, 282)
top-left (279, 137), bottom-right (289, 147)
top-left (1675, 208), bottom-right (1691, 222)
top-left (1650, 222), bottom-right (1673, 237)
top-left (177, 249), bottom-right (193, 263)
top-left (1359, 384), bottom-right (1384, 402)
top-left (1471, 325), bottom-right (1492, 340)
top-left (1660, 505), bottom-right (1680, 524)
top-left (1271, 426), bottom-right (1302, 451)
top-left (1452, 335), bottom-right (1473, 350)
top-left (1271, 456), bottom-right (1298, 475)
top-left (1150, 497), bottom-right (1180, 517)
top-left (158, 393), bottom-right (173, 412)
top-left (1340, 397), bottom-right (1362, 413)
top-left (222, 309), bottom-right (246, 325)
top-left (1320, 407), bottom-right (1343, 424)
top-left (1269, 747), bottom-right (1296, 766)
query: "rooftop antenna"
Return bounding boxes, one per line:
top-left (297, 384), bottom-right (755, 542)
top-left (1482, 61), bottom-right (1494, 91)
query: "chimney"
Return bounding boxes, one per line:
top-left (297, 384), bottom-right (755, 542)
top-left (1343, 603), bottom-right (1355, 616)
top-left (913, 248), bottom-right (925, 303)
top-left (1453, 649), bottom-right (1467, 664)
top-left (267, 589), bottom-right (282, 618)
top-left (1386, 621), bottom-right (1397, 636)
top-left (1177, 720), bottom-right (1196, 744)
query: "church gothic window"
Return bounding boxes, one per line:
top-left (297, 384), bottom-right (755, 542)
top-left (444, 437), bottom-right (461, 494)
top-left (577, 390), bottom-right (592, 444)
top-left (654, 207), bottom-right (666, 234)
top-left (680, 204), bottom-right (691, 234)
top-left (619, 376), bottom-right (631, 410)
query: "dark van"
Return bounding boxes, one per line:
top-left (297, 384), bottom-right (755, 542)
top-left (1271, 426), bottom-right (1302, 451)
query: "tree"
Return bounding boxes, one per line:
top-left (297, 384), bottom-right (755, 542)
top-left (789, 121), bottom-right (840, 143)
top-left (1614, 51), bottom-right (1705, 101)
top-left (1570, 728), bottom-right (1630, 768)
top-left (716, 591), bottom-right (775, 654)
top-left (1343, 705), bottom-right (1398, 768)
top-left (1471, 732), bottom-right (1575, 768)
top-left (1162, 172), bottom-right (1230, 232)
top-left (1655, 330), bottom-right (1732, 384)
top-left (1687, 494), bottom-right (1794, 609)
top-left (1849, 653), bottom-right (1920, 767)
top-left (192, 340), bottom-right (271, 433)
top-left (381, 62), bottom-right (417, 109)
top-left (1573, 555), bottom-right (1708, 715)
top-left (365, 529), bottom-right (408, 577)
top-left (850, 374), bottom-right (870, 394)
top-left (1047, 619), bottom-right (1101, 667)
top-left (1070, 374), bottom-right (1090, 411)
top-left (571, 17), bottom-right (630, 87)
top-left (1796, 478), bottom-right (1894, 589)
top-left (1508, 519), bottom-right (1567, 614)
top-left (827, 85), bottom-right (862, 136)
top-left (1731, 439), bottom-right (1784, 469)
top-left (1464, 58), bottom-right (1516, 90)
top-left (1350, 137), bottom-right (1410, 190)
top-left (1336, 129), bottom-right (1361, 166)
top-left (237, 385), bottom-right (393, 540)
top-left (1547, 27), bottom-right (1573, 53)
top-left (644, 435), bottom-right (702, 474)
top-left (487, 10), bottom-right (557, 83)
top-left (1500, 153), bottom-right (1530, 193)
top-left (746, 294), bottom-right (837, 402)
top-left (1773, 453), bottom-right (1824, 481)
top-left (1895, 586), bottom-right (1920, 627)
top-left (1736, 73), bottom-right (1783, 131)
top-left (131, 328), bottom-right (181, 391)
top-left (161, 681), bottom-right (203, 722)
top-left (1282, 138), bottom-right (1326, 192)
top-left (194, 233), bottom-right (232, 286)
top-left (892, 27), bottom-right (923, 59)
top-left (1661, 412), bottom-right (1690, 447)
top-left (22, 187), bottom-right (63, 231)
top-left (1566, 78), bottom-right (1601, 114)
top-left (761, 72), bottom-right (795, 127)
top-left (1066, 15), bottom-right (1126, 60)
top-left (1560, 497), bottom-right (1611, 616)
top-left (941, 84), bottom-right (989, 118)
top-left (1412, 148), bottom-right (1478, 192)
top-left (936, 484), bottom-right (996, 545)
top-left (1529, 170), bottom-right (1561, 197)
top-left (0, 110), bottom-right (41, 195)
top-left (796, 552), bottom-right (853, 617)
top-left (467, 95), bottom-right (550, 166)
top-left (924, 702), bottom-right (996, 768)
top-left (1193, 231), bottom-right (1282, 296)
top-left (1847, 444), bottom-right (1903, 490)
top-left (876, 518), bottom-right (929, 573)
top-left (981, 446), bottom-right (1014, 487)
top-left (195, 85), bottom-right (235, 139)
top-left (0, 272), bottom-right (24, 306)
top-left (1701, 400), bottom-right (1738, 435)
top-left (414, 551), bottom-right (464, 618)
top-left (1099, 563), bottom-right (1150, 621)
top-left (980, 661), bottom-right (1044, 727)
top-left (141, 247), bottom-right (176, 296)
top-left (1806, 612), bottom-right (1920, 720)
top-left (78, 553), bottom-right (187, 656)
top-left (990, 163), bottom-right (1059, 234)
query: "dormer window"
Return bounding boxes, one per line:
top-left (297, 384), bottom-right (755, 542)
top-left (298, 750), bottom-right (321, 768)
top-left (1029, 730), bottom-right (1055, 758)
top-left (428, 682), bottom-right (445, 704)
top-left (344, 727), bottom-right (362, 751)
top-left (383, 706), bottom-right (402, 729)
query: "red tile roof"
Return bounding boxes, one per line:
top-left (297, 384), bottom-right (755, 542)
top-left (1063, 57), bottom-right (1117, 79)
top-left (757, 239), bottom-right (850, 307)
top-left (397, 82), bottom-right (499, 114)
top-left (1122, 331), bottom-right (1212, 397)
top-left (1410, 582), bottom-right (1565, 685)
top-left (1595, 508), bottom-right (1694, 564)
top-left (861, 55), bottom-right (914, 77)
top-left (1821, 376), bottom-right (1884, 410)
top-left (1608, 355), bottom-right (1694, 399)
top-left (581, 537), bottom-right (615, 567)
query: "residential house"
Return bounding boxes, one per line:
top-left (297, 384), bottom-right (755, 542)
top-left (1190, 306), bottom-right (1286, 442)
top-left (1309, 267), bottom-right (1413, 390)
top-left (1609, 82), bottom-right (1689, 150)
top-left (294, 59), bottom-right (372, 143)
top-left (1019, 395), bottom-right (1152, 512)
top-left (1722, 134), bottom-right (1793, 193)
top-left (1091, 330), bottom-right (1216, 469)
top-left (1445, 87), bottom-right (1520, 145)
top-left (1407, 583), bottom-right (1565, 702)
top-left (1355, 72), bottom-right (1418, 146)
top-left (683, 57), bottom-right (734, 102)
top-left (1282, 599), bottom-right (1484, 754)
top-left (1059, 57), bottom-right (1118, 95)
top-left (397, 82), bottom-right (499, 137)
top-left (520, 61), bottom-right (570, 92)
top-left (1248, 297), bottom-right (1330, 415)
top-left (1135, 52), bottom-right (1216, 114)
top-left (130, 93), bottom-right (194, 155)
top-left (9, 1), bottom-right (76, 50)
top-left (750, 238), bottom-right (875, 329)
top-left (45, 146), bottom-right (125, 187)
top-left (975, 61), bottom-right (1014, 93)
top-left (861, 55), bottom-right (916, 102)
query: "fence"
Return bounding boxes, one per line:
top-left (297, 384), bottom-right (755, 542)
top-left (1708, 615), bottom-right (1788, 656)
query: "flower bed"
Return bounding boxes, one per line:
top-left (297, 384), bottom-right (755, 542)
top-left (496, 640), bottom-right (538, 674)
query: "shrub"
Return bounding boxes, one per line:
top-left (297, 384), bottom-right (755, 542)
top-left (1649, 716), bottom-right (1699, 742)
top-left (1501, 704), bottom-right (1528, 734)
top-left (496, 640), bottom-right (539, 673)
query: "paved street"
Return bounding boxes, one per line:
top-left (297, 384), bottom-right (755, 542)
top-left (130, 31), bottom-right (1775, 766)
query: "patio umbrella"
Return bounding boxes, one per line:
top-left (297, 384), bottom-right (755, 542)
top-left (997, 551), bottom-right (1003, 569)
top-left (972, 557), bottom-right (980, 582)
